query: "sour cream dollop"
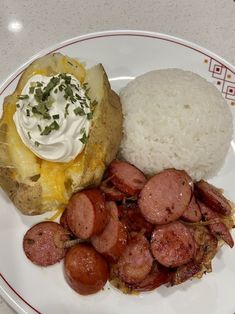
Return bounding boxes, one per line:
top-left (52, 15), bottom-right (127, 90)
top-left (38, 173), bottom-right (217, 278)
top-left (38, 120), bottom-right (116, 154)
top-left (13, 73), bottom-right (92, 162)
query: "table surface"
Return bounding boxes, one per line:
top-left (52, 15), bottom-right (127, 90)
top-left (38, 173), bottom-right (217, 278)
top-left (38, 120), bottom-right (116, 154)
top-left (0, 0), bottom-right (235, 313)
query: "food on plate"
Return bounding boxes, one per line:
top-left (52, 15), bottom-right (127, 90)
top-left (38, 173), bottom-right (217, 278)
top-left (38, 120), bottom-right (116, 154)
top-left (100, 179), bottom-right (127, 201)
top-left (150, 221), bottom-right (196, 268)
top-left (171, 261), bottom-right (202, 286)
top-left (181, 195), bottom-right (202, 223)
top-left (0, 53), bottom-right (122, 215)
top-left (91, 201), bottom-right (128, 262)
top-left (107, 160), bottom-right (147, 196)
top-left (59, 208), bottom-right (72, 233)
top-left (23, 221), bottom-right (70, 266)
top-left (118, 202), bottom-right (154, 238)
top-left (138, 169), bottom-right (192, 224)
top-left (64, 243), bottom-right (109, 295)
top-left (22, 160), bottom-right (234, 295)
top-left (13, 62), bottom-right (233, 297)
top-left (115, 234), bottom-right (153, 284)
top-left (66, 188), bottom-right (108, 239)
top-left (198, 201), bottom-right (234, 247)
top-left (128, 262), bottom-right (170, 292)
top-left (120, 69), bottom-right (233, 181)
top-left (195, 180), bottom-right (232, 215)
top-left (171, 226), bottom-right (218, 284)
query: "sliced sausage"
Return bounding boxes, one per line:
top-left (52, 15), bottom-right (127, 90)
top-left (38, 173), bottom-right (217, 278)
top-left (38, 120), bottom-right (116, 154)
top-left (66, 189), bottom-right (108, 239)
top-left (139, 169), bottom-right (192, 224)
top-left (151, 221), bottom-right (195, 268)
top-left (171, 261), bottom-right (202, 285)
top-left (60, 208), bottom-right (69, 230)
top-left (172, 227), bottom-right (218, 284)
top-left (100, 180), bottom-right (127, 201)
top-left (118, 203), bottom-right (154, 238)
top-left (181, 196), bottom-right (202, 222)
top-left (59, 208), bottom-right (74, 236)
top-left (198, 201), bottom-right (234, 248)
top-left (23, 221), bottom-right (70, 267)
top-left (108, 160), bottom-right (147, 196)
top-left (130, 262), bottom-right (170, 291)
top-left (91, 201), bottom-right (128, 262)
top-left (64, 244), bottom-right (109, 295)
top-left (116, 234), bottom-right (153, 284)
top-left (195, 180), bottom-right (232, 216)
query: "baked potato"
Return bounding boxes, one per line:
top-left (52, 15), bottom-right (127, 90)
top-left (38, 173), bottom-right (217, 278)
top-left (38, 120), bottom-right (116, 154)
top-left (0, 53), bottom-right (123, 215)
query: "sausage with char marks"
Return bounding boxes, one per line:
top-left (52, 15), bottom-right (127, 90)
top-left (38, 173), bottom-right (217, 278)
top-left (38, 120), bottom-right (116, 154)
top-left (116, 234), bottom-right (153, 284)
top-left (130, 262), bottom-right (170, 291)
top-left (198, 201), bottom-right (234, 248)
top-left (139, 169), bottom-right (192, 224)
top-left (108, 160), bottom-right (147, 196)
top-left (171, 261), bottom-right (202, 285)
top-left (100, 180), bottom-right (127, 201)
top-left (151, 221), bottom-right (195, 268)
top-left (118, 203), bottom-right (154, 238)
top-left (181, 196), bottom-right (202, 222)
top-left (195, 180), bottom-right (232, 216)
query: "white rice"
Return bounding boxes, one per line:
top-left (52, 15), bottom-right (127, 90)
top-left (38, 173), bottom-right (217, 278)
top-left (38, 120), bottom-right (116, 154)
top-left (120, 69), bottom-right (233, 181)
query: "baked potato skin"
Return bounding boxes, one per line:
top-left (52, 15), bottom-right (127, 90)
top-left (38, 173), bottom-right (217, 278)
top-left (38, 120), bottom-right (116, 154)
top-left (77, 65), bottom-right (123, 190)
top-left (0, 107), bottom-right (42, 215)
top-left (0, 54), bottom-right (122, 215)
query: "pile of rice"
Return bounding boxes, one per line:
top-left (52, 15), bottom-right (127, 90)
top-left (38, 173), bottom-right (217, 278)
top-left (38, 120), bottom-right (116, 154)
top-left (120, 69), bottom-right (233, 181)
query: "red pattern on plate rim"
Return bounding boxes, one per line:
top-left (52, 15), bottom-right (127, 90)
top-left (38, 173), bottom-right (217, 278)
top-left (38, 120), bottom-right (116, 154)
top-left (0, 31), bottom-right (234, 314)
top-left (204, 57), bottom-right (235, 104)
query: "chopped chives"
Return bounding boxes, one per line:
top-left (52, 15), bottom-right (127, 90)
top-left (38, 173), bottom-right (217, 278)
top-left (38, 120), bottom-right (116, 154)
top-left (18, 94), bottom-right (29, 100)
top-left (64, 103), bottom-right (70, 117)
top-left (80, 127), bottom-right (85, 134)
top-left (74, 107), bottom-right (85, 116)
top-left (87, 112), bottom-right (93, 120)
top-left (79, 132), bottom-right (88, 144)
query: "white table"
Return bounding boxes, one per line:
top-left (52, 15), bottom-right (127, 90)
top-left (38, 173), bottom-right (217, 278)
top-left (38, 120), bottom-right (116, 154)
top-left (0, 0), bottom-right (235, 312)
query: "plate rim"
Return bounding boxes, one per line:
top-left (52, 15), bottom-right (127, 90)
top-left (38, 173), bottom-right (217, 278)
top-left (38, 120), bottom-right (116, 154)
top-left (1, 29), bottom-right (235, 95)
top-left (1, 29), bottom-right (235, 314)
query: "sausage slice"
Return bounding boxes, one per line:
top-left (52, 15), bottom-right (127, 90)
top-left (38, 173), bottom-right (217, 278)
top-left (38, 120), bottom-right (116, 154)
top-left (91, 201), bottom-right (128, 262)
top-left (139, 169), bottom-right (192, 224)
top-left (130, 262), bottom-right (169, 291)
top-left (108, 160), bottom-right (147, 196)
top-left (23, 221), bottom-right (70, 267)
top-left (118, 203), bottom-right (154, 238)
top-left (151, 221), bottom-right (195, 268)
top-left (198, 201), bottom-right (234, 248)
top-left (60, 208), bottom-right (69, 230)
top-left (100, 180), bottom-right (127, 201)
top-left (195, 180), bottom-right (232, 216)
top-left (171, 261), bottom-right (201, 285)
top-left (66, 189), bottom-right (108, 239)
top-left (181, 196), bottom-right (202, 222)
top-left (64, 244), bottom-right (109, 295)
top-left (116, 234), bottom-right (153, 284)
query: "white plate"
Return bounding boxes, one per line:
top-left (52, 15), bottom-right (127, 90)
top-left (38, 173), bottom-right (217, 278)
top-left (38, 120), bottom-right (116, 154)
top-left (0, 30), bottom-right (235, 314)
